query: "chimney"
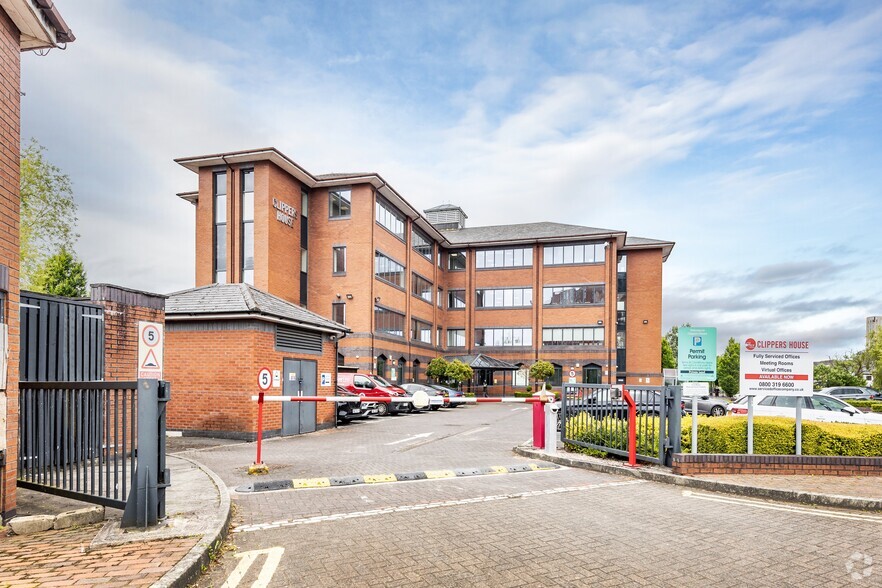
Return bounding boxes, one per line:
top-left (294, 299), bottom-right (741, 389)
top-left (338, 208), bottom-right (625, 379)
top-left (424, 204), bottom-right (467, 230)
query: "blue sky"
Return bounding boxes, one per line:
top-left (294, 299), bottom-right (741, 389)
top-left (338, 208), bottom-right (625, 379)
top-left (19, 0), bottom-right (882, 358)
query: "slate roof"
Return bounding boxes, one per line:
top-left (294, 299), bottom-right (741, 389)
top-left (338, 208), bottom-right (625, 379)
top-left (442, 222), bottom-right (623, 245)
top-left (314, 172), bottom-right (374, 181)
top-left (424, 204), bottom-right (467, 213)
top-left (166, 283), bottom-right (349, 333)
top-left (444, 354), bottom-right (520, 370)
top-left (623, 236), bottom-right (674, 247)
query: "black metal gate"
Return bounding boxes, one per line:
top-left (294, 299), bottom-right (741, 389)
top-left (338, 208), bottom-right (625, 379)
top-left (561, 384), bottom-right (682, 465)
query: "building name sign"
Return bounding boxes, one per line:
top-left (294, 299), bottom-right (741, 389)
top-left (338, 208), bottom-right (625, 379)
top-left (272, 198), bottom-right (297, 228)
top-left (740, 336), bottom-right (812, 396)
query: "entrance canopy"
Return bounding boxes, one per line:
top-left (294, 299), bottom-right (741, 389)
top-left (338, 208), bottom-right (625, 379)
top-left (443, 354), bottom-right (519, 370)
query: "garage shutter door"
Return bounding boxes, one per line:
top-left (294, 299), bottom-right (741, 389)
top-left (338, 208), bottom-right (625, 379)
top-left (276, 325), bottom-right (323, 354)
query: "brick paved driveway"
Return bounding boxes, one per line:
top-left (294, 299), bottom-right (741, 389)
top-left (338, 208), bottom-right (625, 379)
top-left (177, 405), bottom-right (882, 587)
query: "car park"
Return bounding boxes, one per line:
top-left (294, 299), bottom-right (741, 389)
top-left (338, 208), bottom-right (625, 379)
top-left (337, 372), bottom-right (409, 416)
top-left (682, 394), bottom-right (730, 417)
top-left (427, 384), bottom-right (465, 407)
top-left (817, 386), bottom-right (879, 400)
top-left (728, 392), bottom-right (882, 425)
top-left (400, 383), bottom-right (444, 410)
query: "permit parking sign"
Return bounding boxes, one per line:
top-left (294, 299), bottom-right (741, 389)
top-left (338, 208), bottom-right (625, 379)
top-left (677, 327), bottom-right (717, 382)
top-left (740, 337), bottom-right (812, 396)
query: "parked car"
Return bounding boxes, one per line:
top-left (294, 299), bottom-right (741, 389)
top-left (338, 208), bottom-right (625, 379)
top-left (337, 372), bottom-right (408, 416)
top-left (817, 386), bottom-right (879, 400)
top-left (400, 383), bottom-right (444, 410)
top-left (428, 384), bottom-right (466, 407)
top-left (728, 392), bottom-right (882, 425)
top-left (334, 386), bottom-right (374, 422)
top-left (367, 375), bottom-right (419, 412)
top-left (682, 394), bottom-right (730, 417)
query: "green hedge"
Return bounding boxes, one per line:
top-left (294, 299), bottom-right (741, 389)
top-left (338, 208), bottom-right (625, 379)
top-left (846, 400), bottom-right (882, 413)
top-left (565, 414), bottom-right (882, 457)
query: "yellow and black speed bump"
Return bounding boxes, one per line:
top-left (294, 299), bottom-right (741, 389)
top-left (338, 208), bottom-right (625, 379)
top-left (235, 463), bottom-right (560, 493)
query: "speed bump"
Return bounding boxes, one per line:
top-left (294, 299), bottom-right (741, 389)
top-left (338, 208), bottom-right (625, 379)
top-left (364, 474), bottom-right (397, 484)
top-left (425, 470), bottom-right (457, 479)
top-left (292, 477), bottom-right (331, 489)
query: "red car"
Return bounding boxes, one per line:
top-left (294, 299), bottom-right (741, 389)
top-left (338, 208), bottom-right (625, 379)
top-left (337, 372), bottom-right (410, 416)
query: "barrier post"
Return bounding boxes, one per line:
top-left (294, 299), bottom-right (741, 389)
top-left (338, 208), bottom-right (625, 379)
top-left (532, 398), bottom-right (545, 449)
top-left (544, 398), bottom-right (557, 454)
top-left (622, 387), bottom-right (637, 467)
top-left (249, 392), bottom-right (269, 475)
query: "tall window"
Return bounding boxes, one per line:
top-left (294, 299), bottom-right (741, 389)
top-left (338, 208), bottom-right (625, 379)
top-left (376, 197), bottom-right (405, 239)
top-left (542, 327), bottom-right (604, 346)
top-left (329, 187), bottom-right (351, 218)
top-left (474, 328), bottom-right (532, 347)
top-left (333, 246), bottom-right (346, 274)
top-left (448, 289), bottom-right (466, 309)
top-left (583, 364), bottom-right (602, 384)
top-left (412, 227), bottom-right (433, 260)
top-left (213, 172), bottom-right (226, 283)
top-left (241, 169), bottom-right (254, 284)
top-left (332, 302), bottom-right (346, 325)
top-left (411, 318), bottom-right (432, 343)
top-left (375, 252), bottom-right (405, 288)
top-left (437, 287), bottom-right (443, 308)
top-left (300, 249), bottom-right (308, 305)
top-left (411, 273), bottom-right (432, 303)
top-left (447, 328), bottom-right (466, 347)
top-left (542, 284), bottom-right (605, 306)
top-left (301, 188), bottom-right (308, 305)
top-left (375, 306), bottom-right (405, 338)
top-left (475, 248), bottom-right (532, 269)
top-left (475, 287), bottom-right (533, 309)
top-left (543, 243), bottom-right (606, 266)
top-left (447, 251), bottom-right (466, 271)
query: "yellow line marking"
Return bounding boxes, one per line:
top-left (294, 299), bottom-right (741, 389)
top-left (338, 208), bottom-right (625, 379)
top-left (364, 474), bottom-right (397, 484)
top-left (529, 464), bottom-right (557, 471)
top-left (292, 477), bottom-right (330, 488)
top-left (425, 470), bottom-right (456, 479)
top-left (488, 466), bottom-right (509, 475)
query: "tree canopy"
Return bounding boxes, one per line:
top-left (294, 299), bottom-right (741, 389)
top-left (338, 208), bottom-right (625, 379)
top-left (529, 360), bottom-right (555, 383)
top-left (426, 357), bottom-right (449, 383)
top-left (661, 338), bottom-right (676, 369)
top-left (20, 139), bottom-right (80, 290)
top-left (445, 359), bottom-right (473, 385)
top-left (813, 362), bottom-right (864, 389)
top-left (716, 337), bottom-right (740, 396)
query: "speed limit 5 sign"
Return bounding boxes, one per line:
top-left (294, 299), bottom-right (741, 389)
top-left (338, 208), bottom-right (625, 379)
top-left (257, 367), bottom-right (273, 391)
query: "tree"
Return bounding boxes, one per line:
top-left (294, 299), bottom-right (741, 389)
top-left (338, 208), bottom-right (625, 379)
top-left (20, 139), bottom-right (79, 290)
top-left (716, 338), bottom-right (740, 397)
top-left (661, 338), bottom-right (676, 369)
top-left (445, 360), bottom-right (473, 387)
top-left (529, 360), bottom-right (554, 387)
top-left (813, 362), bottom-right (864, 389)
top-left (663, 323), bottom-right (691, 367)
top-left (31, 247), bottom-right (87, 297)
top-left (426, 357), bottom-right (449, 383)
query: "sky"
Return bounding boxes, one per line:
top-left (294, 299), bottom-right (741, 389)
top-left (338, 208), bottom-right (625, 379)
top-left (19, 0), bottom-right (882, 359)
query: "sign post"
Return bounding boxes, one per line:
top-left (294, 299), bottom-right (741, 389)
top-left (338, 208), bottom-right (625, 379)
top-left (137, 321), bottom-right (164, 379)
top-left (678, 327), bottom-right (717, 454)
top-left (740, 337), bottom-right (812, 456)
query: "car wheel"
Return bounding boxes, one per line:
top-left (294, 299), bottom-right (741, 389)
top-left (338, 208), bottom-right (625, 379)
top-left (376, 403), bottom-right (389, 417)
top-left (430, 405), bottom-right (440, 411)
top-left (711, 405), bottom-right (726, 417)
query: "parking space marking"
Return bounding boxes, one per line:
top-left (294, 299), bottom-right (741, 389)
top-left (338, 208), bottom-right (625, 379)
top-left (682, 491), bottom-right (882, 523)
top-left (384, 432), bottom-right (433, 446)
top-left (221, 546), bottom-right (284, 588)
top-left (233, 480), bottom-right (646, 533)
top-left (461, 427), bottom-right (488, 436)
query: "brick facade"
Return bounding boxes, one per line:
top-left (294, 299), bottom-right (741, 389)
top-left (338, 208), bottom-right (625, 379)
top-left (0, 7), bottom-right (21, 521)
top-left (672, 453), bottom-right (882, 477)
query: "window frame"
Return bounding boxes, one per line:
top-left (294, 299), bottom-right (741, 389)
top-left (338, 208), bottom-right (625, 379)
top-left (374, 251), bottom-right (406, 290)
top-left (474, 287), bottom-right (533, 309)
top-left (374, 305), bottom-right (406, 338)
top-left (446, 328), bottom-right (466, 348)
top-left (332, 246), bottom-right (347, 275)
top-left (375, 196), bottom-right (406, 240)
top-left (412, 226), bottom-right (433, 260)
top-left (447, 289), bottom-right (466, 310)
top-left (473, 327), bottom-right (533, 348)
top-left (475, 247), bottom-right (533, 270)
top-left (411, 272), bottom-right (433, 304)
top-left (543, 242), bottom-right (607, 267)
top-left (329, 187), bottom-right (352, 219)
top-left (542, 284), bottom-right (605, 307)
top-left (240, 168), bottom-right (255, 285)
top-left (212, 171), bottom-right (227, 284)
top-left (331, 302), bottom-right (346, 325)
top-left (447, 250), bottom-right (467, 271)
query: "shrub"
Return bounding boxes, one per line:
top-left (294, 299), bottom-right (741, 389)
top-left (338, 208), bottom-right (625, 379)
top-left (514, 391), bottom-right (532, 398)
top-left (545, 382), bottom-right (552, 391)
top-left (525, 385), bottom-right (532, 392)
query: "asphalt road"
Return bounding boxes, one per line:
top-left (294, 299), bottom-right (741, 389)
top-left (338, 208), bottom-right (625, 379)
top-left (172, 404), bottom-right (882, 587)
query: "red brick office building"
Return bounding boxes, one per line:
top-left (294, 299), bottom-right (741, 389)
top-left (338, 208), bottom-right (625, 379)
top-left (175, 148), bottom-right (673, 395)
top-left (0, 0), bottom-right (74, 521)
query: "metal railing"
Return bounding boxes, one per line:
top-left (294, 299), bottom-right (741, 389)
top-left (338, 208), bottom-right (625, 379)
top-left (18, 381), bottom-right (138, 509)
top-left (561, 384), bottom-right (681, 465)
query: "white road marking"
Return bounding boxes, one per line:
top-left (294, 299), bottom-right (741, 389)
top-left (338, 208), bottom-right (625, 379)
top-left (384, 432), bottom-right (433, 446)
top-left (221, 546), bottom-right (284, 588)
top-left (234, 480), bottom-right (646, 533)
top-left (461, 427), bottom-right (488, 436)
top-left (510, 407), bottom-right (529, 412)
top-left (682, 490), bottom-right (882, 523)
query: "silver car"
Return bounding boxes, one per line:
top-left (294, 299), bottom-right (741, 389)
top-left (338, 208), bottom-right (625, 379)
top-left (817, 386), bottom-right (879, 400)
top-left (682, 394), bottom-right (730, 417)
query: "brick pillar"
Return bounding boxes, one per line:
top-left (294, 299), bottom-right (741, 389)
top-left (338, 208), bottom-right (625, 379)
top-left (91, 284), bottom-right (167, 380)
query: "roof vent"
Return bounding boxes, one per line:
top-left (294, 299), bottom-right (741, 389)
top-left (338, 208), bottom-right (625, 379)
top-left (424, 204), bottom-right (467, 230)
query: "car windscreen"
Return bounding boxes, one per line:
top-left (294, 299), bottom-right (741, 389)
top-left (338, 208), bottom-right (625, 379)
top-left (372, 375), bottom-right (393, 387)
top-left (812, 395), bottom-right (847, 411)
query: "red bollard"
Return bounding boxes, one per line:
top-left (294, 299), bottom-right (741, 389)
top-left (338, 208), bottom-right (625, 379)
top-left (255, 392), bottom-right (265, 464)
top-left (532, 398), bottom-right (545, 449)
top-left (622, 387), bottom-right (637, 467)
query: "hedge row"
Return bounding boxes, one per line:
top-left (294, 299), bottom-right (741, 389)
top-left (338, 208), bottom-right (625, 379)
top-left (846, 400), bottom-right (882, 413)
top-left (564, 414), bottom-right (882, 457)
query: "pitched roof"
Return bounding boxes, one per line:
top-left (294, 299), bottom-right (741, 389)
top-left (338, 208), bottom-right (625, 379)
top-left (442, 222), bottom-right (625, 245)
top-left (622, 235), bottom-right (675, 261)
top-left (314, 172), bottom-right (374, 181)
top-left (424, 204), bottom-right (467, 214)
top-left (444, 354), bottom-right (520, 370)
top-left (165, 283), bottom-right (349, 333)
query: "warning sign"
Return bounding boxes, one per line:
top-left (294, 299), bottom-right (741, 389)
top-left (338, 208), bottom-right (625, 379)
top-left (138, 321), bottom-right (164, 379)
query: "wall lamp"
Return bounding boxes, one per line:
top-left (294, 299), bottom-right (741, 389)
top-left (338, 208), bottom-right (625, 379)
top-left (374, 296), bottom-right (381, 303)
top-left (346, 293), bottom-right (354, 300)
top-left (643, 319), bottom-right (649, 324)
top-left (597, 320), bottom-right (603, 325)
top-left (335, 293), bottom-right (342, 299)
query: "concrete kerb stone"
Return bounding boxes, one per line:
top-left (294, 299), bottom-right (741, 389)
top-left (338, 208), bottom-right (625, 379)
top-left (8, 514), bottom-right (55, 535)
top-left (152, 455), bottom-right (232, 588)
top-left (53, 506), bottom-right (104, 530)
top-left (514, 445), bottom-right (882, 513)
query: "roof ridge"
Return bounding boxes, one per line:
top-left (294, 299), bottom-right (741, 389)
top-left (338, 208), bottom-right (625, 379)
top-left (241, 283), bottom-right (259, 312)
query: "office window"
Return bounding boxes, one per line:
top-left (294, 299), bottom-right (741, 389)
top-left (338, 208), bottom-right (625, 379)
top-left (542, 327), bottom-right (605, 346)
top-left (332, 302), bottom-right (346, 325)
top-left (411, 318), bottom-right (432, 343)
top-left (447, 328), bottom-right (466, 347)
top-left (412, 273), bottom-right (432, 303)
top-left (213, 171), bottom-right (227, 283)
top-left (475, 247), bottom-right (532, 269)
top-left (329, 188), bottom-right (351, 218)
top-left (448, 251), bottom-right (466, 271)
top-left (375, 306), bottom-right (405, 338)
top-left (542, 284), bottom-right (605, 306)
top-left (300, 248), bottom-right (308, 305)
top-left (543, 243), bottom-right (606, 266)
top-left (241, 169), bottom-right (254, 284)
top-left (437, 287), bottom-right (443, 308)
top-left (333, 246), bottom-right (346, 274)
top-left (474, 328), bottom-right (532, 347)
top-left (448, 289), bottom-right (466, 309)
top-left (412, 227), bottom-right (433, 260)
top-left (376, 197), bottom-right (405, 239)
top-left (475, 287), bottom-right (533, 309)
top-left (374, 251), bottom-right (405, 288)
top-left (436, 326), bottom-right (442, 347)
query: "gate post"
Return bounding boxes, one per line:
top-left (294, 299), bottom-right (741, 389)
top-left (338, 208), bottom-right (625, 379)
top-left (532, 400), bottom-right (545, 449)
top-left (662, 385), bottom-right (682, 467)
top-left (122, 379), bottom-right (169, 528)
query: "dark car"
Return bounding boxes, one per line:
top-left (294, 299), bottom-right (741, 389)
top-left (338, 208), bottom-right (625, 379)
top-left (428, 384), bottom-right (466, 407)
top-left (400, 383), bottom-right (444, 410)
top-left (334, 386), bottom-right (372, 422)
top-left (682, 394), bottom-right (730, 417)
